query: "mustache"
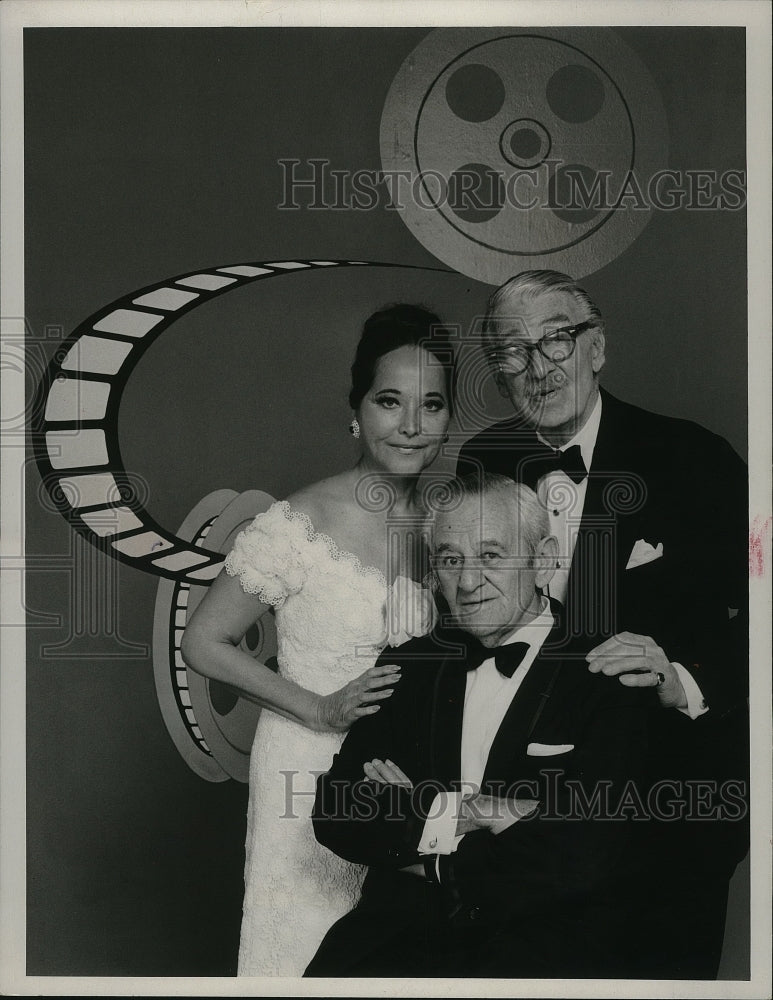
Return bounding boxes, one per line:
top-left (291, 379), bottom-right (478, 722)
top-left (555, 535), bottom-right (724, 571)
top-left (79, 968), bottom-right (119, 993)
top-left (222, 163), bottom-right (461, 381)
top-left (533, 371), bottom-right (567, 390)
top-left (512, 371), bottom-right (568, 411)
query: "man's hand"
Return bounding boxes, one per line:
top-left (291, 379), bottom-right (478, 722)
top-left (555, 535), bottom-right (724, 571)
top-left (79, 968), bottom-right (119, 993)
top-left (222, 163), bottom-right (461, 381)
top-left (586, 631), bottom-right (687, 709)
top-left (362, 757), bottom-right (425, 878)
top-left (457, 793), bottom-right (538, 836)
top-left (362, 758), bottom-right (413, 788)
top-left (362, 760), bottom-right (425, 877)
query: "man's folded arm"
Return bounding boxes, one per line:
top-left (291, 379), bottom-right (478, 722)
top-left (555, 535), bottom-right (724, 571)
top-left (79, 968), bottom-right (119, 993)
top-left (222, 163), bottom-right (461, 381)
top-left (311, 652), bottom-right (439, 869)
top-left (432, 683), bottom-right (654, 920)
top-left (312, 766), bottom-right (425, 869)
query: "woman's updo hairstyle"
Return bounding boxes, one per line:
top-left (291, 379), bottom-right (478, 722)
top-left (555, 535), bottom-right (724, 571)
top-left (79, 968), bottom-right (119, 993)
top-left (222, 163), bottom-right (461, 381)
top-left (348, 303), bottom-right (456, 415)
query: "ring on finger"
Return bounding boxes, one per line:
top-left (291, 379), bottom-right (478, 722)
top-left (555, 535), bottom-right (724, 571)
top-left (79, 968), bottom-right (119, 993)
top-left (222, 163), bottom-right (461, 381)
top-left (654, 671), bottom-right (666, 687)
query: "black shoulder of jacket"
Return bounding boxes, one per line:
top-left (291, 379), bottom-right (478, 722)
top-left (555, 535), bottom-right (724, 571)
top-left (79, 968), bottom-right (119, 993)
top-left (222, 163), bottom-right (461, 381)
top-left (600, 390), bottom-right (746, 467)
top-left (376, 625), bottom-right (474, 672)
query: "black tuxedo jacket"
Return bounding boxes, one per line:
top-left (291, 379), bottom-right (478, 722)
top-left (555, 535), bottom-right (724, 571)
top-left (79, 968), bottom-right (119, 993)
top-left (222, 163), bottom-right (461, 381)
top-left (456, 389), bottom-right (750, 891)
top-left (456, 388), bottom-right (748, 715)
top-left (310, 624), bottom-right (658, 977)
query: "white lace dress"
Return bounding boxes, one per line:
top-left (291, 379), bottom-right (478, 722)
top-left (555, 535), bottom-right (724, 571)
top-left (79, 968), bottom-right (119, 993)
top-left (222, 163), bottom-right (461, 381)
top-left (224, 501), bottom-right (433, 977)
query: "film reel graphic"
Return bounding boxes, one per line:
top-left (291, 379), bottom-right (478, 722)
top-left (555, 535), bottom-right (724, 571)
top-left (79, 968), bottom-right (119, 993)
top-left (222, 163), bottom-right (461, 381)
top-left (381, 28), bottom-right (669, 283)
top-left (32, 258), bottom-right (447, 780)
top-left (152, 489), bottom-right (279, 782)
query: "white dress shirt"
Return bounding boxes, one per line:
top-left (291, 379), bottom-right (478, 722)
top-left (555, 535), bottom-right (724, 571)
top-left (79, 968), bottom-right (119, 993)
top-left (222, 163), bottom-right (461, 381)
top-left (536, 392), bottom-right (602, 607)
top-left (534, 393), bottom-right (706, 720)
top-left (418, 601), bottom-right (554, 862)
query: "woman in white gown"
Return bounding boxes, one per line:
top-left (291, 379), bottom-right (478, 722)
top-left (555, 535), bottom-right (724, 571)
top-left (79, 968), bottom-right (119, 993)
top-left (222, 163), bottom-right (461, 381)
top-left (182, 305), bottom-right (455, 976)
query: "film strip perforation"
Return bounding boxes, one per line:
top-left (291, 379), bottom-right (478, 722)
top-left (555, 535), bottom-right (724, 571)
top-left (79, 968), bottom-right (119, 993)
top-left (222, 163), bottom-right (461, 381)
top-left (33, 260), bottom-right (449, 583)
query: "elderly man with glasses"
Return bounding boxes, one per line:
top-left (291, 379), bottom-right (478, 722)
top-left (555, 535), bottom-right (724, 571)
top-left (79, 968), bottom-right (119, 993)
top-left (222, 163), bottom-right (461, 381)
top-left (456, 270), bottom-right (749, 979)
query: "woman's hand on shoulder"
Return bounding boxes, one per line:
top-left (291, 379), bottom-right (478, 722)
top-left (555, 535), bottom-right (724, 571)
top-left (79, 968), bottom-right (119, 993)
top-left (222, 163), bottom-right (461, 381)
top-left (314, 663), bottom-right (402, 733)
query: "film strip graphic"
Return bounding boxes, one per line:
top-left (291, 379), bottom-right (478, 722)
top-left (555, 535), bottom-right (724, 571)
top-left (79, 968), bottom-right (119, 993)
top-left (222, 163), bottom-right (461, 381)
top-left (166, 515), bottom-right (218, 759)
top-left (33, 259), bottom-right (443, 586)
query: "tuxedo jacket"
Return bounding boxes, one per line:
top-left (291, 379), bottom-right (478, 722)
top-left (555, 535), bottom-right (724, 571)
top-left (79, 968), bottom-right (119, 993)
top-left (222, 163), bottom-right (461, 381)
top-left (456, 388), bottom-right (748, 712)
top-left (311, 625), bottom-right (658, 976)
top-left (455, 388), bottom-right (750, 878)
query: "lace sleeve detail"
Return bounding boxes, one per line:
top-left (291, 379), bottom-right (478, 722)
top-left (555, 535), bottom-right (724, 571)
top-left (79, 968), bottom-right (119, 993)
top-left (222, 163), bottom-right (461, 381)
top-left (224, 501), bottom-right (312, 607)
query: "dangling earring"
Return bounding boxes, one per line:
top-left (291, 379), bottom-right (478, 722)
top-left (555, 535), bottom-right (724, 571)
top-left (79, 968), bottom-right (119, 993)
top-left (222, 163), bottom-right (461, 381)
top-left (349, 418), bottom-right (361, 439)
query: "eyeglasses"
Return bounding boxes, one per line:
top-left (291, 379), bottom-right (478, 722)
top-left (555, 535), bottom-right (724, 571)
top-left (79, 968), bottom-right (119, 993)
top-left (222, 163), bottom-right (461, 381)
top-left (491, 321), bottom-right (597, 376)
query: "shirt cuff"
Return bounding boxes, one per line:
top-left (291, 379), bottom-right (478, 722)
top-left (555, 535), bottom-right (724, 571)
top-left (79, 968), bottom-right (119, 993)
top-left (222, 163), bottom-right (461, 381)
top-left (417, 791), bottom-right (464, 855)
top-left (672, 661), bottom-right (709, 719)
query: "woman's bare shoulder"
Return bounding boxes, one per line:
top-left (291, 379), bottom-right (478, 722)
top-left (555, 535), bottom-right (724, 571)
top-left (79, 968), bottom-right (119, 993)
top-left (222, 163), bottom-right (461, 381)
top-left (284, 472), bottom-right (356, 532)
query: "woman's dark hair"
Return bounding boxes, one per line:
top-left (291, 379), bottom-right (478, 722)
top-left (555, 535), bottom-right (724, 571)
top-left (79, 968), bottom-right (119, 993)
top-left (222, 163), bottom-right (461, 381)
top-left (348, 304), bottom-right (456, 414)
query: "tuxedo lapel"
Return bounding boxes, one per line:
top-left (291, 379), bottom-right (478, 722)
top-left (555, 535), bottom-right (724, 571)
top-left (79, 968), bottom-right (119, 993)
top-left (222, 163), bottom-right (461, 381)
top-left (572, 390), bottom-right (623, 528)
top-left (425, 649), bottom-right (468, 788)
top-left (564, 391), bottom-right (638, 638)
top-left (481, 645), bottom-right (564, 790)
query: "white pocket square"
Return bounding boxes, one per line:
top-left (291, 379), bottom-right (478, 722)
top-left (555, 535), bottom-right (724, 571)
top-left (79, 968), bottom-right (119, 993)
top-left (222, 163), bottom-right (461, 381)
top-left (527, 742), bottom-right (574, 756)
top-left (626, 538), bottom-right (663, 570)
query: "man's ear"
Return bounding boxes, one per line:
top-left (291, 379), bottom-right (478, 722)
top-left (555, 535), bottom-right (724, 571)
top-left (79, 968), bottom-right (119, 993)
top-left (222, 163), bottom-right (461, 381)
top-left (590, 330), bottom-right (606, 374)
top-left (533, 535), bottom-right (559, 589)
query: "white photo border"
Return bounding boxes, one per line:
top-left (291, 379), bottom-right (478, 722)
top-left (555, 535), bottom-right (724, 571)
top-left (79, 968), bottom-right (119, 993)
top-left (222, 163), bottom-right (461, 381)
top-left (1, 1), bottom-right (770, 997)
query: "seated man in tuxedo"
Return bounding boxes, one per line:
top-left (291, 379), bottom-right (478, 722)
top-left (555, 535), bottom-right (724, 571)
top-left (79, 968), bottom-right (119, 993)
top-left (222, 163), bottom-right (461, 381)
top-left (306, 474), bottom-right (658, 979)
top-left (455, 269), bottom-right (749, 978)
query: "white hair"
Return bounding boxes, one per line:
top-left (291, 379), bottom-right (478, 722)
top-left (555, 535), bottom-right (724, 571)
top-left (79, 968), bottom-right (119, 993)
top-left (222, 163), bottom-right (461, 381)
top-left (483, 269), bottom-right (604, 352)
top-left (425, 472), bottom-right (549, 557)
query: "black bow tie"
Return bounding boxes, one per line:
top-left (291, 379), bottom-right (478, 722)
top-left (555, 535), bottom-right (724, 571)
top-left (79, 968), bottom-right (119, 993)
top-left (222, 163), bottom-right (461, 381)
top-left (526, 443), bottom-right (587, 486)
top-left (465, 639), bottom-right (531, 678)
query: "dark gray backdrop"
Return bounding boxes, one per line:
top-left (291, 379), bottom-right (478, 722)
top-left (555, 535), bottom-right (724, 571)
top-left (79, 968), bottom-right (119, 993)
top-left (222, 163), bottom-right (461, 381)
top-left (24, 27), bottom-right (748, 976)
